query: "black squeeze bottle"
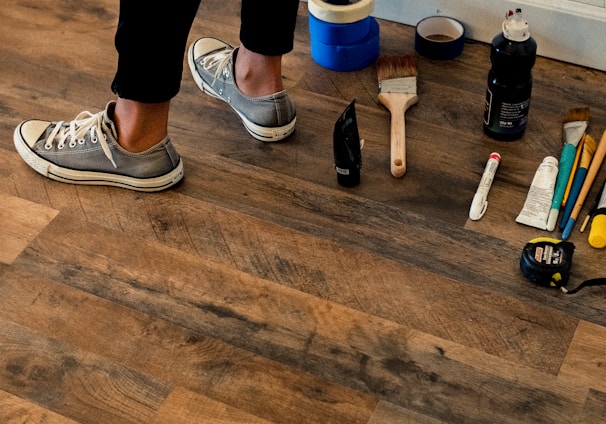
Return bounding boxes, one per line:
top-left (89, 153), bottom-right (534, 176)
top-left (484, 9), bottom-right (537, 141)
top-left (334, 100), bottom-right (362, 187)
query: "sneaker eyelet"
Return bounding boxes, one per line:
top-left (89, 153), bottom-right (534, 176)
top-left (69, 140), bottom-right (77, 148)
top-left (78, 138), bottom-right (86, 145)
top-left (44, 143), bottom-right (53, 150)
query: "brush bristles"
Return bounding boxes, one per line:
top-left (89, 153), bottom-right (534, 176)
top-left (376, 55), bottom-right (418, 81)
top-left (564, 107), bottom-right (590, 123)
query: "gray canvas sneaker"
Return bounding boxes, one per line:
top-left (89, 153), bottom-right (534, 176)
top-left (188, 37), bottom-right (296, 142)
top-left (13, 101), bottom-right (184, 191)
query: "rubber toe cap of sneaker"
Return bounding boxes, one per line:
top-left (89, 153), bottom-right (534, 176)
top-left (18, 120), bottom-right (50, 147)
top-left (191, 37), bottom-right (229, 58)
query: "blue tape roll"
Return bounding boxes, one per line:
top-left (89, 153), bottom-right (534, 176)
top-left (310, 17), bottom-right (380, 72)
top-left (308, 13), bottom-right (371, 45)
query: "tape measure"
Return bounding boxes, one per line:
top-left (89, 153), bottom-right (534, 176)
top-left (520, 237), bottom-right (606, 294)
top-left (520, 237), bottom-right (575, 289)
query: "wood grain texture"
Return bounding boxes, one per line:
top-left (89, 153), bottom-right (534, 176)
top-left (1, 0), bottom-right (606, 422)
top-left (368, 401), bottom-right (446, 424)
top-left (0, 389), bottom-right (79, 424)
top-left (0, 316), bottom-right (170, 423)
top-left (559, 321), bottom-right (606, 392)
top-left (576, 390), bottom-right (606, 424)
top-left (151, 387), bottom-right (273, 424)
top-left (0, 194), bottom-right (58, 264)
top-left (0, 265), bottom-right (378, 424)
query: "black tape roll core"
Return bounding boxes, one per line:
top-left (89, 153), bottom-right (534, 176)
top-left (415, 16), bottom-right (465, 60)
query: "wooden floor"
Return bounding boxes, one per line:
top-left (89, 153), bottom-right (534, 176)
top-left (2, 1), bottom-right (606, 422)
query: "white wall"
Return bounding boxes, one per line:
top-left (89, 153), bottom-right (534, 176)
top-left (331, 0), bottom-right (605, 71)
top-left (370, 0), bottom-right (606, 70)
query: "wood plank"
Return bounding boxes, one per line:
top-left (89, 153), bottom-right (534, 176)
top-left (0, 265), bottom-right (378, 424)
top-left (576, 389), bottom-right (606, 424)
top-left (559, 321), bottom-right (606, 392)
top-left (0, 317), bottom-right (169, 424)
top-left (151, 387), bottom-right (273, 424)
top-left (4, 187), bottom-right (579, 374)
top-left (1, 137), bottom-right (581, 374)
top-left (368, 400), bottom-right (446, 424)
top-left (0, 194), bottom-right (58, 264)
top-left (8, 215), bottom-right (591, 423)
top-left (0, 389), bottom-right (79, 424)
top-left (167, 146), bottom-right (606, 325)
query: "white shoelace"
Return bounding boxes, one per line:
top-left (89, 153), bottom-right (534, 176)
top-left (202, 48), bottom-right (233, 83)
top-left (44, 110), bottom-right (117, 168)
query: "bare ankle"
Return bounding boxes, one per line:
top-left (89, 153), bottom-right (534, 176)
top-left (235, 45), bottom-right (284, 97)
top-left (113, 98), bottom-right (170, 153)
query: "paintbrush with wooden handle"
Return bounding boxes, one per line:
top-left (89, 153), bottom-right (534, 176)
top-left (376, 55), bottom-right (418, 178)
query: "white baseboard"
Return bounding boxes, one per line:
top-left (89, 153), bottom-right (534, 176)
top-left (371, 0), bottom-right (606, 71)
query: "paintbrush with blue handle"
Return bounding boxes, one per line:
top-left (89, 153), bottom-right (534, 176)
top-left (546, 107), bottom-right (589, 231)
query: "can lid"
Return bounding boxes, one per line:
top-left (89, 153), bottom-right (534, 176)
top-left (502, 8), bottom-right (531, 42)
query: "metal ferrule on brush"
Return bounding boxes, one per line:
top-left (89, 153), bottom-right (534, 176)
top-left (378, 77), bottom-right (417, 94)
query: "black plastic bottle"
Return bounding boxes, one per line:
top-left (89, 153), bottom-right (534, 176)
top-left (334, 100), bottom-right (362, 187)
top-left (484, 9), bottom-right (537, 141)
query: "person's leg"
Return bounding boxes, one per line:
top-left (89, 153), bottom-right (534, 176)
top-left (238, 0), bottom-right (299, 56)
top-left (187, 0), bottom-right (299, 141)
top-left (234, 47), bottom-right (284, 97)
top-left (113, 99), bottom-right (171, 153)
top-left (235, 0), bottom-right (299, 97)
top-left (13, 0), bottom-right (200, 190)
top-left (112, 0), bottom-right (201, 152)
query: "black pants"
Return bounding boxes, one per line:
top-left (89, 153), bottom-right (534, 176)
top-left (111, 0), bottom-right (299, 103)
